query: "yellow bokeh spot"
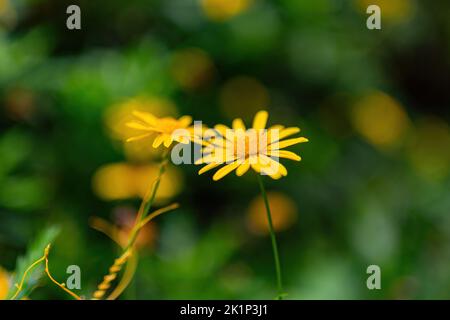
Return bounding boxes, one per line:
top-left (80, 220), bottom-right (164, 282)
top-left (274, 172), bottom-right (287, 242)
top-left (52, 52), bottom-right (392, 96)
top-left (246, 192), bottom-right (298, 235)
top-left (407, 117), bottom-right (450, 181)
top-left (0, 0), bottom-right (6, 13)
top-left (0, 0), bottom-right (16, 26)
top-left (354, 0), bottom-right (413, 22)
top-left (351, 91), bottom-right (411, 150)
top-left (0, 267), bottom-right (9, 300)
top-left (201, 0), bottom-right (252, 22)
top-left (92, 162), bottom-right (183, 203)
top-left (171, 48), bottom-right (215, 91)
top-left (0, 0), bottom-right (9, 14)
top-left (104, 96), bottom-right (177, 161)
top-left (220, 76), bottom-right (270, 121)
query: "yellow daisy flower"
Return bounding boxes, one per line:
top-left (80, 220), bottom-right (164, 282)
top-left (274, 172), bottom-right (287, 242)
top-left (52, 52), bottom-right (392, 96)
top-left (126, 111), bottom-right (193, 148)
top-left (196, 110), bottom-right (308, 181)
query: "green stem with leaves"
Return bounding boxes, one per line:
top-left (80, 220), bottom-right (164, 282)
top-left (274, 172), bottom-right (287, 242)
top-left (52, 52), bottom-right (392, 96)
top-left (256, 173), bottom-right (285, 300)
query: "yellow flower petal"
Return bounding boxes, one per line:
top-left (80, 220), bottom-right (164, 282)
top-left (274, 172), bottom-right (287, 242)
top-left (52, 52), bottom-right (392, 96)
top-left (269, 172), bottom-right (283, 180)
top-left (175, 135), bottom-right (190, 144)
top-left (126, 121), bottom-right (154, 131)
top-left (251, 162), bottom-right (262, 173)
top-left (232, 118), bottom-right (246, 130)
top-left (268, 137), bottom-right (308, 150)
top-left (252, 110), bottom-right (268, 130)
top-left (163, 135), bottom-right (173, 148)
top-left (132, 110), bottom-right (157, 126)
top-left (152, 135), bottom-right (165, 148)
top-left (257, 155), bottom-right (288, 177)
top-left (178, 115), bottom-right (192, 127)
top-left (195, 152), bottom-right (232, 164)
top-left (126, 133), bottom-right (152, 142)
top-left (278, 127), bottom-right (300, 140)
top-left (269, 150), bottom-right (301, 161)
top-left (214, 124), bottom-right (231, 137)
top-left (199, 162), bottom-right (220, 175)
top-left (274, 161), bottom-right (288, 176)
top-left (207, 136), bottom-right (228, 147)
top-left (236, 161), bottom-right (250, 176)
top-left (269, 124), bottom-right (284, 131)
top-left (213, 162), bottom-right (241, 181)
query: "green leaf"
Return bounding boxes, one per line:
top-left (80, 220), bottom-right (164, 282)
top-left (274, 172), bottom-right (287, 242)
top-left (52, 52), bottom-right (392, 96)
top-left (7, 226), bottom-right (60, 299)
top-left (0, 130), bottom-right (32, 178)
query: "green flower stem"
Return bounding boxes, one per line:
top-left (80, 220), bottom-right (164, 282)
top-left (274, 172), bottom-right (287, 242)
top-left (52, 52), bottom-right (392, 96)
top-left (125, 149), bottom-right (170, 251)
top-left (256, 173), bottom-right (285, 300)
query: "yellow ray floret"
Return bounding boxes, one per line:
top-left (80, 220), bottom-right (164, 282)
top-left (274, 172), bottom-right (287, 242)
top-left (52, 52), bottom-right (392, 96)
top-left (197, 110), bottom-right (308, 180)
top-left (126, 111), bottom-right (194, 148)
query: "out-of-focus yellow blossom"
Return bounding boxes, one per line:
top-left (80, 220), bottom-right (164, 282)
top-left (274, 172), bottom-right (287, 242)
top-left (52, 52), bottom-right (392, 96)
top-left (351, 91), bottom-right (411, 150)
top-left (171, 48), bottom-right (215, 91)
top-left (247, 192), bottom-right (298, 235)
top-left (0, 267), bottom-right (9, 300)
top-left (0, 0), bottom-right (17, 27)
top-left (220, 76), bottom-right (270, 121)
top-left (126, 111), bottom-right (193, 148)
top-left (354, 0), bottom-right (413, 22)
top-left (104, 96), bottom-right (178, 160)
top-left (0, 0), bottom-right (7, 12)
top-left (92, 163), bottom-right (183, 202)
top-left (407, 117), bottom-right (450, 181)
top-left (105, 96), bottom-right (177, 141)
top-left (200, 0), bottom-right (252, 22)
top-left (197, 110), bottom-right (308, 180)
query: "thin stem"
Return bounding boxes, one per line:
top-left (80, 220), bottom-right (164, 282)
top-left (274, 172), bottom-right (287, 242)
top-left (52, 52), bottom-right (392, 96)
top-left (125, 149), bottom-right (170, 251)
top-left (44, 245), bottom-right (82, 300)
top-left (256, 173), bottom-right (285, 300)
top-left (93, 150), bottom-right (172, 300)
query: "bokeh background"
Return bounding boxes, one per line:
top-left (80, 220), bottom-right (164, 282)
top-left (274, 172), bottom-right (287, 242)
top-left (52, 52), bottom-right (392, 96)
top-left (1, 0), bottom-right (450, 299)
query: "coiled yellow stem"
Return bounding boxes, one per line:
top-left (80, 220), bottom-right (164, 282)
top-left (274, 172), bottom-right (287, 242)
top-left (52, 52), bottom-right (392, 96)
top-left (92, 249), bottom-right (132, 300)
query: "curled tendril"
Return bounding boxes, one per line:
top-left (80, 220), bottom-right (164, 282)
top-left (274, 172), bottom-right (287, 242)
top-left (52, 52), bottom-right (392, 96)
top-left (10, 244), bottom-right (82, 300)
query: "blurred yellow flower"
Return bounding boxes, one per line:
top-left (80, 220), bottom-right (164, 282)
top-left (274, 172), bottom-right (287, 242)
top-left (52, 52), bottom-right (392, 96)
top-left (220, 76), bottom-right (270, 121)
top-left (0, 0), bottom-right (17, 27)
top-left (201, 0), bottom-right (252, 22)
top-left (247, 192), bottom-right (298, 235)
top-left (0, 267), bottom-right (9, 300)
top-left (351, 91), bottom-right (411, 150)
top-left (197, 110), bottom-right (308, 180)
top-left (407, 117), bottom-right (450, 181)
top-left (92, 163), bottom-right (183, 202)
top-left (171, 48), bottom-right (215, 91)
top-left (105, 96), bottom-right (177, 141)
top-left (0, 0), bottom-right (7, 12)
top-left (104, 96), bottom-right (178, 161)
top-left (354, 0), bottom-right (413, 22)
top-left (126, 111), bottom-right (193, 148)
